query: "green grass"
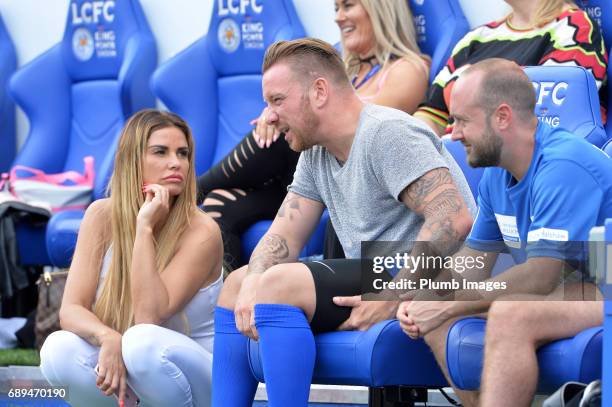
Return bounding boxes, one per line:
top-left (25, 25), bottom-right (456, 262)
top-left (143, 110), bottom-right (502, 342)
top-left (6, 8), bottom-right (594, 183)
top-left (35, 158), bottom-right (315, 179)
top-left (0, 348), bottom-right (40, 366)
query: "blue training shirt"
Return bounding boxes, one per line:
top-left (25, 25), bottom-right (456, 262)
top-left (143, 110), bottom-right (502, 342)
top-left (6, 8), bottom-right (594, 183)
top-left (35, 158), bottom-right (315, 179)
top-left (467, 122), bottom-right (612, 263)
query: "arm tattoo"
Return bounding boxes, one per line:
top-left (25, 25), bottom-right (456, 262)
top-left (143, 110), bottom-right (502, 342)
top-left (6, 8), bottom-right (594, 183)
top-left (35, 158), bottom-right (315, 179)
top-left (424, 216), bottom-right (464, 256)
top-left (404, 168), bottom-right (467, 256)
top-left (249, 233), bottom-right (290, 274)
top-left (422, 186), bottom-right (465, 254)
top-left (423, 188), bottom-right (463, 218)
top-left (404, 168), bottom-right (454, 211)
top-left (277, 195), bottom-right (302, 221)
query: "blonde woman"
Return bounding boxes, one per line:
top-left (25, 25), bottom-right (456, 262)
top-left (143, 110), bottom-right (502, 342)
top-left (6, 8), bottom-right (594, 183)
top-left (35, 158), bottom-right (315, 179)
top-left (197, 0), bottom-right (430, 269)
top-left (416, 0), bottom-right (608, 136)
top-left (40, 110), bottom-right (223, 407)
top-left (338, 0), bottom-right (429, 111)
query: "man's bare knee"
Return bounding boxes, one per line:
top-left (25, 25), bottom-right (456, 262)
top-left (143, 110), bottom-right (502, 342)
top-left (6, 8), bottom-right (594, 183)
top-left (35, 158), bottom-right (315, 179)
top-left (487, 301), bottom-right (533, 343)
top-left (256, 263), bottom-right (316, 319)
top-left (217, 265), bottom-right (249, 310)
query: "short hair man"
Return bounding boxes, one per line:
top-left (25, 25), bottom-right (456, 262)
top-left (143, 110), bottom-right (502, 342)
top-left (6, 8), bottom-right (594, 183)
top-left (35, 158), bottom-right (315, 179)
top-left (398, 58), bottom-right (612, 407)
top-left (211, 38), bottom-right (476, 407)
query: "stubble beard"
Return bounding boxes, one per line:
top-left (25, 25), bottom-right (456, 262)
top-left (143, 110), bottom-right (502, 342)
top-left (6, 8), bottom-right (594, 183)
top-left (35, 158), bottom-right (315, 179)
top-left (289, 97), bottom-right (319, 152)
top-left (468, 117), bottom-right (503, 168)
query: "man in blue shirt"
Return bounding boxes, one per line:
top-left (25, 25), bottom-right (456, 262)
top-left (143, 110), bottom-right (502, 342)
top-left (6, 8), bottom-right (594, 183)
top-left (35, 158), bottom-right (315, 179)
top-left (399, 58), bottom-right (610, 407)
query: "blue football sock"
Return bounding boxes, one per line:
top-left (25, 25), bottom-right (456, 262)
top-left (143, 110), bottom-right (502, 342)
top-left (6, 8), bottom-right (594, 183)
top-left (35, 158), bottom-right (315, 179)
top-left (212, 306), bottom-right (258, 407)
top-left (255, 304), bottom-right (316, 407)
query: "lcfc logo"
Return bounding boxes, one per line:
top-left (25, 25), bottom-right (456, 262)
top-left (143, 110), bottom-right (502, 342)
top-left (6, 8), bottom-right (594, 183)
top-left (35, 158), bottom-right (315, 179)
top-left (71, 1), bottom-right (115, 24)
top-left (72, 27), bottom-right (94, 61)
top-left (533, 81), bottom-right (568, 106)
top-left (218, 18), bottom-right (240, 53)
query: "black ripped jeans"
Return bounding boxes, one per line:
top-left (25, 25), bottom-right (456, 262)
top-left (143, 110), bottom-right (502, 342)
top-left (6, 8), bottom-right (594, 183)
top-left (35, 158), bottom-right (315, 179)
top-left (197, 131), bottom-right (299, 270)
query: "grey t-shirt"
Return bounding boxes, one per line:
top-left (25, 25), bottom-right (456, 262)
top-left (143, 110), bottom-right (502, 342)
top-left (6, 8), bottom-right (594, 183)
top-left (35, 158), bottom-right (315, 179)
top-left (288, 103), bottom-right (476, 258)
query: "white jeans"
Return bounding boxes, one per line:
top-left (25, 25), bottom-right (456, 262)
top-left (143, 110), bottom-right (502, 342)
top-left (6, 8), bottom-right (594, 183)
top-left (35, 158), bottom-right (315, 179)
top-left (40, 324), bottom-right (212, 407)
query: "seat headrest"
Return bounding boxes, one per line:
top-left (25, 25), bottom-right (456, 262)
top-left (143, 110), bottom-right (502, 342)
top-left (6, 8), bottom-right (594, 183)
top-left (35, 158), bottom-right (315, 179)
top-left (525, 65), bottom-right (608, 147)
top-left (206, 0), bottom-right (305, 76)
top-left (576, 0), bottom-right (612, 48)
top-left (409, 0), bottom-right (469, 81)
top-left (62, 0), bottom-right (152, 81)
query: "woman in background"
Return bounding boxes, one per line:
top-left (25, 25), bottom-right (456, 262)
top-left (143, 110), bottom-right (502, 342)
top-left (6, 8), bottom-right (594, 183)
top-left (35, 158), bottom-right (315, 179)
top-left (198, 0), bottom-right (430, 268)
top-left (40, 110), bottom-right (223, 407)
top-left (416, 0), bottom-right (608, 136)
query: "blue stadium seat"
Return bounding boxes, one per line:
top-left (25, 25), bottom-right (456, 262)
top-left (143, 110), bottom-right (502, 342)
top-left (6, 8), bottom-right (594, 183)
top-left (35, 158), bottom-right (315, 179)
top-left (409, 0), bottom-right (469, 82)
top-left (527, 65), bottom-right (608, 147)
top-left (14, 0), bottom-right (158, 267)
top-left (249, 319), bottom-right (447, 387)
top-left (46, 209), bottom-right (84, 268)
top-left (576, 0), bottom-right (612, 47)
top-left (151, 0), bottom-right (326, 260)
top-left (153, 0), bottom-right (304, 174)
top-left (0, 13), bottom-right (16, 173)
top-left (447, 318), bottom-right (602, 392)
top-left (445, 65), bottom-right (609, 393)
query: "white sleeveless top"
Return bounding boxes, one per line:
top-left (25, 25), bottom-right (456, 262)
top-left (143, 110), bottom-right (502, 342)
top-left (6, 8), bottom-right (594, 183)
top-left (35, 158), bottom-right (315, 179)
top-left (96, 247), bottom-right (223, 353)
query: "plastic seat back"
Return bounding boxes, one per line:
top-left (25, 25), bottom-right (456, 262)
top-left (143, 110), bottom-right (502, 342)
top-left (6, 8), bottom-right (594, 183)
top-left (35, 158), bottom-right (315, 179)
top-left (409, 0), bottom-right (469, 82)
top-left (10, 0), bottom-right (157, 199)
top-left (526, 65), bottom-right (608, 147)
top-left (152, 0), bottom-right (305, 174)
top-left (12, 0), bottom-right (157, 266)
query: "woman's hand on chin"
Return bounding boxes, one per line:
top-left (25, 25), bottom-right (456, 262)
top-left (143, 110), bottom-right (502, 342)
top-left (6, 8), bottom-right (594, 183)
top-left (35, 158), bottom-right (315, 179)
top-left (137, 183), bottom-right (170, 231)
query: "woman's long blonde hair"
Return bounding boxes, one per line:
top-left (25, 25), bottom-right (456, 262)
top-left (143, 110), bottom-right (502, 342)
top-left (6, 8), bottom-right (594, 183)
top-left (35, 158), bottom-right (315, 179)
top-left (93, 109), bottom-right (197, 334)
top-left (343, 0), bottom-right (425, 77)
